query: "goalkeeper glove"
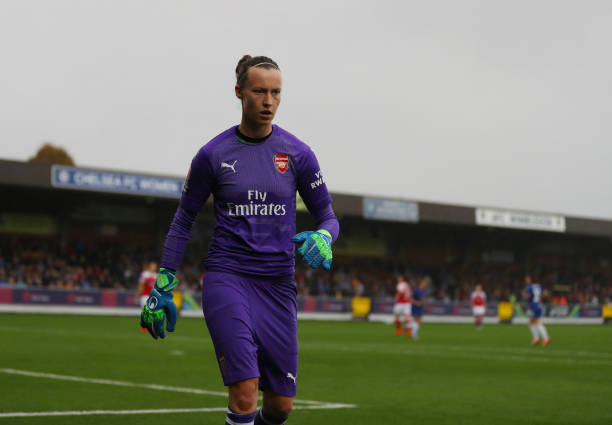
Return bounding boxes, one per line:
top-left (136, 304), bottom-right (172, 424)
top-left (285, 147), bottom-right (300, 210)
top-left (140, 267), bottom-right (178, 339)
top-left (291, 229), bottom-right (333, 270)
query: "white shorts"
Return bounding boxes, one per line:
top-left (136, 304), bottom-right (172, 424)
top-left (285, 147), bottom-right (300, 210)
top-left (472, 306), bottom-right (485, 316)
top-left (393, 303), bottom-right (412, 316)
top-left (140, 295), bottom-right (149, 308)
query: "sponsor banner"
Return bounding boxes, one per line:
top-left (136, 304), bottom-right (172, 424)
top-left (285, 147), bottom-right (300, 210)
top-left (547, 305), bottom-right (572, 318)
top-left (51, 165), bottom-right (184, 198)
top-left (363, 198), bottom-right (419, 223)
top-left (317, 298), bottom-right (350, 313)
top-left (297, 297), bottom-right (350, 313)
top-left (0, 287), bottom-right (12, 303)
top-left (372, 301), bottom-right (508, 317)
top-left (426, 304), bottom-right (454, 315)
top-left (475, 208), bottom-right (566, 233)
top-left (580, 305), bottom-right (603, 318)
top-left (521, 303), bottom-right (601, 318)
top-left (453, 304), bottom-right (475, 316)
top-left (371, 300), bottom-right (394, 314)
top-left (5, 289), bottom-right (138, 307)
top-left (12, 289), bottom-right (99, 305)
top-left (119, 292), bottom-right (139, 307)
top-left (298, 297), bottom-right (317, 312)
top-left (1, 289), bottom-right (604, 318)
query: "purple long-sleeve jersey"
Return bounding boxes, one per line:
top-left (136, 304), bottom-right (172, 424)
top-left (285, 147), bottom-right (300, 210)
top-left (161, 125), bottom-right (339, 279)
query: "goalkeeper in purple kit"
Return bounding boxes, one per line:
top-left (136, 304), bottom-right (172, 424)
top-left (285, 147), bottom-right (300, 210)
top-left (140, 55), bottom-right (339, 425)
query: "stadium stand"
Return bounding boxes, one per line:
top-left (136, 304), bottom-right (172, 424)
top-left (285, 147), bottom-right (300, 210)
top-left (1, 158), bottom-right (611, 315)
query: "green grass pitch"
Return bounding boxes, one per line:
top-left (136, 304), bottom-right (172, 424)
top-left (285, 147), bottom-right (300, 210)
top-left (1, 314), bottom-right (611, 424)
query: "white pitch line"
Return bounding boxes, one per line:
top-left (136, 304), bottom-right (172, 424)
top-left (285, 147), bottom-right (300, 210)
top-left (295, 403), bottom-right (356, 409)
top-left (0, 368), bottom-right (227, 397)
top-left (0, 407), bottom-right (228, 418)
top-left (0, 403), bottom-right (356, 419)
top-left (0, 369), bottom-right (356, 408)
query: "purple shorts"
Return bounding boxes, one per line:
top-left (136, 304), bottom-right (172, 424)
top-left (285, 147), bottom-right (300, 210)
top-left (202, 271), bottom-right (298, 397)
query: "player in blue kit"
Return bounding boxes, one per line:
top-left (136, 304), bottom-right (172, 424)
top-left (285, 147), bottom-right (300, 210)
top-left (523, 274), bottom-right (550, 346)
top-left (410, 278), bottom-right (427, 339)
top-left (140, 55), bottom-right (339, 425)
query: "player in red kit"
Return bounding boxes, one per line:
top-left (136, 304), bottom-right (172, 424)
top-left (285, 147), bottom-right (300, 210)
top-left (138, 261), bottom-right (158, 307)
top-left (471, 284), bottom-right (486, 330)
top-left (138, 262), bottom-right (158, 333)
top-left (393, 276), bottom-right (413, 337)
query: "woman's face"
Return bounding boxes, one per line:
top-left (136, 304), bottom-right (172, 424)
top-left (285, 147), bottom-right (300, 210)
top-left (236, 66), bottom-right (282, 127)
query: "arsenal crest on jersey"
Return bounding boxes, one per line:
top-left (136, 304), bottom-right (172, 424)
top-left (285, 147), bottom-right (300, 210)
top-left (274, 154), bottom-right (289, 174)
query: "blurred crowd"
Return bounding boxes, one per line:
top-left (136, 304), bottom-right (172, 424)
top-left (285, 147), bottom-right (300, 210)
top-left (2, 236), bottom-right (611, 305)
top-left (295, 256), bottom-right (612, 305)
top-left (0, 237), bottom-right (203, 292)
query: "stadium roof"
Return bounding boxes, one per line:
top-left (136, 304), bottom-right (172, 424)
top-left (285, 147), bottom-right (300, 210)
top-left (3, 158), bottom-right (612, 238)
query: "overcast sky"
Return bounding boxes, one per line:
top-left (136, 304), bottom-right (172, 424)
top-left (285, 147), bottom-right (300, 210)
top-left (1, 0), bottom-right (611, 219)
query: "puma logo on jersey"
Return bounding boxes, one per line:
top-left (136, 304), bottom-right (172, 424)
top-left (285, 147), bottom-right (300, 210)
top-left (221, 160), bottom-right (237, 173)
top-left (286, 372), bottom-right (297, 384)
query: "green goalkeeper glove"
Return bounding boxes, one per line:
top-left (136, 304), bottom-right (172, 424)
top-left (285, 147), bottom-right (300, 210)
top-left (291, 229), bottom-right (333, 270)
top-left (140, 268), bottom-right (178, 339)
